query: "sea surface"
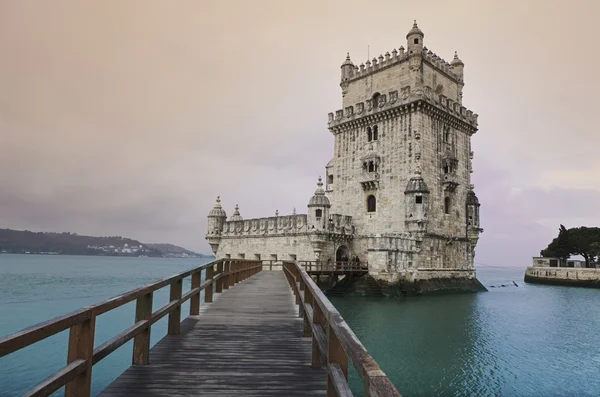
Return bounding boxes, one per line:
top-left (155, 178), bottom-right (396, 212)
top-left (1, 255), bottom-right (599, 397)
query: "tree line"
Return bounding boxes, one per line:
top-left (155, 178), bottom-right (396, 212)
top-left (540, 225), bottom-right (600, 268)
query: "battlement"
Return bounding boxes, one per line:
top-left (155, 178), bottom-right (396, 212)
top-left (328, 88), bottom-right (478, 130)
top-left (342, 45), bottom-right (461, 85)
top-left (221, 214), bottom-right (309, 237)
top-left (344, 47), bottom-right (409, 83)
top-left (421, 47), bottom-right (461, 82)
top-left (218, 212), bottom-right (353, 237)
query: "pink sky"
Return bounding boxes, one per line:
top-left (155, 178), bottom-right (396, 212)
top-left (1, 1), bottom-right (599, 265)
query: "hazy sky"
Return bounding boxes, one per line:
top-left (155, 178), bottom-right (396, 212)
top-left (1, 1), bottom-right (598, 266)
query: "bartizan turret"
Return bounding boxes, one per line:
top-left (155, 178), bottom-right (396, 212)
top-left (340, 53), bottom-right (354, 97)
top-left (466, 185), bottom-right (483, 244)
top-left (451, 51), bottom-right (465, 104)
top-left (404, 169), bottom-right (430, 233)
top-left (406, 20), bottom-right (424, 56)
top-left (307, 177), bottom-right (330, 230)
top-left (206, 196), bottom-right (227, 255)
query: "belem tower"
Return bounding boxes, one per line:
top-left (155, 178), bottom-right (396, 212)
top-left (206, 22), bottom-right (483, 288)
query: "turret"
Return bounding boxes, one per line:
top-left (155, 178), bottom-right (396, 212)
top-left (466, 186), bottom-right (482, 238)
top-left (451, 51), bottom-right (464, 81)
top-left (340, 53), bottom-right (354, 96)
top-left (406, 20), bottom-right (424, 56)
top-left (206, 196), bottom-right (227, 255)
top-left (404, 170), bottom-right (429, 233)
top-left (307, 177), bottom-right (331, 230)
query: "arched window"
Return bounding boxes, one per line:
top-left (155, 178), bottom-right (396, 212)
top-left (367, 127), bottom-right (373, 142)
top-left (367, 195), bottom-right (376, 212)
top-left (315, 209), bottom-right (322, 218)
top-left (373, 125), bottom-right (378, 140)
top-left (368, 161), bottom-right (374, 172)
top-left (444, 197), bottom-right (451, 215)
top-left (372, 93), bottom-right (381, 108)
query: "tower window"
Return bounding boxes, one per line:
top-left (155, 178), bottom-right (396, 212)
top-left (372, 93), bottom-right (381, 108)
top-left (368, 161), bottom-right (375, 172)
top-left (367, 195), bottom-right (376, 212)
top-left (444, 197), bottom-right (451, 215)
top-left (315, 209), bottom-right (323, 218)
top-left (444, 165), bottom-right (450, 174)
top-left (373, 125), bottom-right (378, 140)
top-left (416, 195), bottom-right (423, 204)
top-left (327, 175), bottom-right (334, 184)
top-left (367, 127), bottom-right (373, 142)
top-left (414, 38), bottom-right (419, 44)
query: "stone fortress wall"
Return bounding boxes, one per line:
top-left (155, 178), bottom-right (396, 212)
top-left (207, 21), bottom-right (483, 287)
top-left (525, 267), bottom-right (600, 288)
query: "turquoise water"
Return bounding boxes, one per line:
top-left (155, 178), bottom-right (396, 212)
top-left (1, 256), bottom-right (599, 396)
top-left (0, 254), bottom-right (212, 397)
top-left (331, 267), bottom-right (600, 397)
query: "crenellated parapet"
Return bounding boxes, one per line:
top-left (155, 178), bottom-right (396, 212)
top-left (221, 214), bottom-right (309, 237)
top-left (344, 47), bottom-right (409, 83)
top-left (342, 46), bottom-right (461, 86)
top-left (328, 88), bottom-right (478, 131)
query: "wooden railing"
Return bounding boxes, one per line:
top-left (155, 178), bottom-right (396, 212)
top-left (283, 261), bottom-right (402, 397)
top-left (0, 259), bottom-right (262, 397)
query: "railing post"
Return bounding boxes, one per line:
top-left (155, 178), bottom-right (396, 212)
top-left (133, 292), bottom-right (153, 365)
top-left (65, 313), bottom-right (95, 397)
top-left (205, 265), bottom-right (214, 303)
top-left (223, 261), bottom-right (230, 290)
top-left (327, 320), bottom-right (349, 396)
top-left (230, 262), bottom-right (237, 287)
top-left (303, 288), bottom-right (313, 337)
top-left (216, 261), bottom-right (224, 293)
top-left (312, 302), bottom-right (325, 369)
top-left (168, 279), bottom-right (182, 335)
top-left (298, 276), bottom-right (304, 317)
top-left (190, 270), bottom-right (200, 315)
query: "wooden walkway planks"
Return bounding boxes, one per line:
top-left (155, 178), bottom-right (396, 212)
top-left (99, 271), bottom-right (326, 397)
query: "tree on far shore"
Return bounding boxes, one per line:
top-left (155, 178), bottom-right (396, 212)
top-left (541, 225), bottom-right (600, 267)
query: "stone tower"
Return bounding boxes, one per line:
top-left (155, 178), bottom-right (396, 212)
top-left (326, 21), bottom-right (482, 280)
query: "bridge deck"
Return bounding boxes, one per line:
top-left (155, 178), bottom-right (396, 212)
top-left (99, 271), bottom-right (326, 396)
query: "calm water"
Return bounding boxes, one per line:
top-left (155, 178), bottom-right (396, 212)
top-left (1, 256), bottom-right (599, 397)
top-left (331, 266), bottom-right (600, 397)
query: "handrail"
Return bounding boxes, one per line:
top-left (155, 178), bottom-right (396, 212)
top-left (0, 259), bottom-right (262, 397)
top-left (282, 261), bottom-right (402, 397)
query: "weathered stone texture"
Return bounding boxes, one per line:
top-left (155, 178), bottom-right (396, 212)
top-left (206, 22), bottom-right (483, 285)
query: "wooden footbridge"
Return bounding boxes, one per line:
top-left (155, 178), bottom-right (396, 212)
top-left (0, 260), bottom-right (400, 397)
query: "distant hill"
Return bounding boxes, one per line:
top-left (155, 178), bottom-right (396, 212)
top-left (0, 228), bottom-right (209, 258)
top-left (145, 243), bottom-right (210, 258)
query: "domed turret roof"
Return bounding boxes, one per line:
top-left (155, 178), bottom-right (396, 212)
top-left (229, 204), bottom-right (243, 221)
top-left (308, 177), bottom-right (331, 208)
top-left (405, 170), bottom-right (429, 193)
top-left (208, 196), bottom-right (227, 218)
top-left (341, 52), bottom-right (354, 67)
top-left (467, 190), bottom-right (480, 206)
top-left (406, 20), bottom-right (424, 39)
top-left (451, 51), bottom-right (464, 66)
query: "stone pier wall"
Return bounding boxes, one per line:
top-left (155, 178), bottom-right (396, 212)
top-left (524, 267), bottom-right (600, 288)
